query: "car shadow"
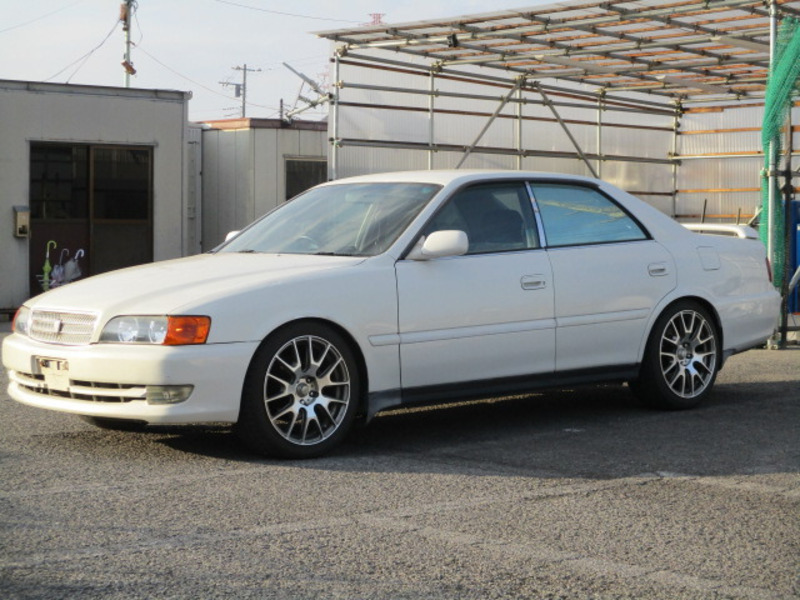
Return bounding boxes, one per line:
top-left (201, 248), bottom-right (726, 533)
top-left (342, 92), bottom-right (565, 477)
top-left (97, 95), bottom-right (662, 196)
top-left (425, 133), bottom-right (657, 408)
top-left (147, 378), bottom-right (799, 480)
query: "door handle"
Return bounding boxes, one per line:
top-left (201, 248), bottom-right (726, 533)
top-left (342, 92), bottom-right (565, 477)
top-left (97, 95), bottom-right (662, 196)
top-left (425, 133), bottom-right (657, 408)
top-left (648, 263), bottom-right (669, 277)
top-left (521, 275), bottom-right (547, 290)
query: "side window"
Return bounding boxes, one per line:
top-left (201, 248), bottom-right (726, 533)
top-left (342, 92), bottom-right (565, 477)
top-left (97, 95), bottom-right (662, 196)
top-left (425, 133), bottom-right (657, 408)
top-left (531, 183), bottom-right (647, 247)
top-left (423, 182), bottom-right (539, 254)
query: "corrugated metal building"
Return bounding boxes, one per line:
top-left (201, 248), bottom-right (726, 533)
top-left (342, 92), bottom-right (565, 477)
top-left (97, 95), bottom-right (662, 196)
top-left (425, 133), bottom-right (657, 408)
top-left (0, 80), bottom-right (199, 313)
top-left (199, 118), bottom-right (328, 250)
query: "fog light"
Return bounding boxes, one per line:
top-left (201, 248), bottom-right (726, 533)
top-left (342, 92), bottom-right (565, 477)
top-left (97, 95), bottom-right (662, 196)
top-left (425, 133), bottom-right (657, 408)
top-left (146, 385), bottom-right (193, 405)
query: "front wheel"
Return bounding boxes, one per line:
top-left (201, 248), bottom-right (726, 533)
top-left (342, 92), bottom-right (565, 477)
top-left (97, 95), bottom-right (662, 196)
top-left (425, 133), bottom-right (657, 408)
top-left (235, 322), bottom-right (361, 458)
top-left (631, 301), bottom-right (720, 410)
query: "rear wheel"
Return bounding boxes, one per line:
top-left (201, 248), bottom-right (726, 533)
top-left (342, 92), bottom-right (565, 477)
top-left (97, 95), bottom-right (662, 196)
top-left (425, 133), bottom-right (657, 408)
top-left (632, 301), bottom-right (720, 410)
top-left (235, 322), bottom-right (360, 458)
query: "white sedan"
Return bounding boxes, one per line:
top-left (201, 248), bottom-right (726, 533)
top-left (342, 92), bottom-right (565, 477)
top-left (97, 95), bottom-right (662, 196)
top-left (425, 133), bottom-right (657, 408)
top-left (2, 171), bottom-right (780, 458)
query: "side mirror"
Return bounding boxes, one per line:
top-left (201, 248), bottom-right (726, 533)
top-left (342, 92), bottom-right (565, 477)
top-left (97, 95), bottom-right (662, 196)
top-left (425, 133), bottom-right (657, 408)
top-left (224, 230), bottom-right (241, 242)
top-left (407, 230), bottom-right (469, 261)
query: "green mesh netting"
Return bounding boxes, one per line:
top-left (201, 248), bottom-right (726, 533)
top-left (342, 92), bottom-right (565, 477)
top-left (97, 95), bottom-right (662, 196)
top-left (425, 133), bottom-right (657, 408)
top-left (761, 16), bottom-right (800, 289)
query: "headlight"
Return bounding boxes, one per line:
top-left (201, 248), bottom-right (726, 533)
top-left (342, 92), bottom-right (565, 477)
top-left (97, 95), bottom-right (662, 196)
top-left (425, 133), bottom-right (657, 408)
top-left (100, 316), bottom-right (211, 345)
top-left (12, 306), bottom-right (31, 336)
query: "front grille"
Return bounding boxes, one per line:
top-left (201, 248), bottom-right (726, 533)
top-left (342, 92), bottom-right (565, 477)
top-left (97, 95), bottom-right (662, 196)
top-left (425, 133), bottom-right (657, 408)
top-left (11, 371), bottom-right (146, 403)
top-left (29, 310), bottom-right (98, 345)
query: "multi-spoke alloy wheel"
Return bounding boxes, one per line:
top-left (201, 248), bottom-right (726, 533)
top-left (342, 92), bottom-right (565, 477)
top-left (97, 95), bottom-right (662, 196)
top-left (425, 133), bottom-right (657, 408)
top-left (658, 309), bottom-right (717, 399)
top-left (631, 301), bottom-right (720, 410)
top-left (236, 323), bottom-right (360, 458)
top-left (265, 335), bottom-right (351, 445)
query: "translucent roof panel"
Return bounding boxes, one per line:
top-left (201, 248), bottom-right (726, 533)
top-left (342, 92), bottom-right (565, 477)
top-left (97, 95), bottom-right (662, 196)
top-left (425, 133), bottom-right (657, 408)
top-left (316, 0), bottom-right (800, 103)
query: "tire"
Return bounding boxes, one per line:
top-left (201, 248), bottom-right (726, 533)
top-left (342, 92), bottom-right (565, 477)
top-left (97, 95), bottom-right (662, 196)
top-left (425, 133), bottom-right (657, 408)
top-left (235, 322), bottom-right (361, 459)
top-left (80, 416), bottom-right (147, 431)
top-left (632, 301), bottom-right (720, 410)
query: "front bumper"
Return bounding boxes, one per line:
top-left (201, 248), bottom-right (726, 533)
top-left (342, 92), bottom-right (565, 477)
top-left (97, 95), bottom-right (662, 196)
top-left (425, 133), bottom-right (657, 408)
top-left (2, 333), bottom-right (259, 424)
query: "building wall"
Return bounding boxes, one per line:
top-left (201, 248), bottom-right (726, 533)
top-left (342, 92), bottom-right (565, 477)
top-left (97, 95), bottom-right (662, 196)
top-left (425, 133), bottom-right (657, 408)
top-left (676, 103), bottom-right (800, 223)
top-left (329, 53), bottom-right (800, 226)
top-left (328, 51), bottom-right (678, 215)
top-left (0, 80), bottom-right (195, 311)
top-left (185, 124), bottom-right (203, 257)
top-left (201, 119), bottom-right (327, 251)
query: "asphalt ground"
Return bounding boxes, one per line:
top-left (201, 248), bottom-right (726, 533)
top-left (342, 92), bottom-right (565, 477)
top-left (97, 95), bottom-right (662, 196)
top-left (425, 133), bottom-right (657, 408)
top-left (1, 325), bottom-right (798, 599)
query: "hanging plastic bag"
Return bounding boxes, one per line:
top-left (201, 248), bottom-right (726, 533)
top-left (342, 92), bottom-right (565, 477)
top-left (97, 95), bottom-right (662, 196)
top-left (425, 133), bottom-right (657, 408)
top-left (63, 249), bottom-right (85, 283)
top-left (51, 248), bottom-right (70, 288)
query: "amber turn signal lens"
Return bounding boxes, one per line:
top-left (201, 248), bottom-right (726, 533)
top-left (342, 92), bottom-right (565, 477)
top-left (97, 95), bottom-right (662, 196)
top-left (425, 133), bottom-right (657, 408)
top-left (163, 316), bottom-right (211, 345)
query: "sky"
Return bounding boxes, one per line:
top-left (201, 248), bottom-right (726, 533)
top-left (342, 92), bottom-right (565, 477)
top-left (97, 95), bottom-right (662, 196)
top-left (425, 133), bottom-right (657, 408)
top-left (0, 0), bottom-right (545, 122)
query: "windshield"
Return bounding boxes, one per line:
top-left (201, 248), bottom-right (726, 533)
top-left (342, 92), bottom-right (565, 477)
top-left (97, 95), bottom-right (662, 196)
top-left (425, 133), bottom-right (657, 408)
top-left (219, 182), bottom-right (441, 256)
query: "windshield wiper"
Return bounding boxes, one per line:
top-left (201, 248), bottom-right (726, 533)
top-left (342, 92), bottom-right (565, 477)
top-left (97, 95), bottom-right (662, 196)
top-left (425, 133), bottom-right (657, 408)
top-left (313, 251), bottom-right (355, 257)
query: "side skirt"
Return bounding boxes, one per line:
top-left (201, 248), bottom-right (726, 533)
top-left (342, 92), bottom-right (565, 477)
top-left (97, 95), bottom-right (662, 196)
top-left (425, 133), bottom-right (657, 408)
top-left (365, 364), bottom-right (640, 421)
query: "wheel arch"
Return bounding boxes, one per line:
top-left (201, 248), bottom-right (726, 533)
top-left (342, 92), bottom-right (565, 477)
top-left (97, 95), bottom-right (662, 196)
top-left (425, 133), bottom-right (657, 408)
top-left (631, 295), bottom-right (724, 409)
top-left (639, 295), bottom-right (724, 365)
top-left (245, 317), bottom-right (370, 417)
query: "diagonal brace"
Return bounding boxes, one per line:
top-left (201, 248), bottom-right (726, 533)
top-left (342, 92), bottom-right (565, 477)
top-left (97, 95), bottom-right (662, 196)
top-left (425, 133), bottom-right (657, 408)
top-left (533, 81), bottom-right (599, 178)
top-left (456, 78), bottom-right (524, 168)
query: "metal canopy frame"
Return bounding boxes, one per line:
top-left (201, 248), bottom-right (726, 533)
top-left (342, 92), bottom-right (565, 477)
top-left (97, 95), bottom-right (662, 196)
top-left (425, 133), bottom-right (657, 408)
top-left (318, 0), bottom-right (800, 103)
top-left (317, 0), bottom-right (799, 221)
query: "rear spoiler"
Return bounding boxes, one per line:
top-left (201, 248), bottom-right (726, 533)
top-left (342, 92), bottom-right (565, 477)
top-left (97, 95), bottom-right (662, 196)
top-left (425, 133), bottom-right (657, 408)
top-left (682, 223), bottom-right (760, 239)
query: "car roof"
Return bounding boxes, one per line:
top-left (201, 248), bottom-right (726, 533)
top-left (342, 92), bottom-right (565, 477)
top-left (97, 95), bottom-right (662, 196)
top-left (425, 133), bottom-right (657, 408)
top-left (325, 170), bottom-right (598, 187)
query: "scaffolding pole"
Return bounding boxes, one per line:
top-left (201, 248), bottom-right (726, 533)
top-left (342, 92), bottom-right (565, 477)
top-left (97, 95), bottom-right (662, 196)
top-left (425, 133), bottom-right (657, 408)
top-left (516, 86), bottom-right (524, 170)
top-left (780, 105), bottom-right (794, 346)
top-left (672, 104), bottom-right (682, 217)
top-left (767, 0), bottom-right (778, 276)
top-left (340, 52), bottom-right (675, 115)
top-left (340, 80), bottom-right (672, 118)
top-left (335, 138), bottom-right (674, 165)
top-left (428, 70), bottom-right (436, 170)
top-left (331, 51), bottom-right (342, 180)
top-left (596, 94), bottom-right (604, 178)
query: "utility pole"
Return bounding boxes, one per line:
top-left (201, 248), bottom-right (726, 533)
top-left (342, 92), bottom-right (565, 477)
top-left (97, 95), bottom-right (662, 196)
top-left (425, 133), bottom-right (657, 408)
top-left (221, 64), bottom-right (261, 118)
top-left (119, 0), bottom-right (137, 86)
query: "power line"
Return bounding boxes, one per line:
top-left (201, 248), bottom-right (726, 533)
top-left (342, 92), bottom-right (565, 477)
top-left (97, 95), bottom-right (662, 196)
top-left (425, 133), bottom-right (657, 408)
top-left (211, 0), bottom-right (360, 23)
top-left (136, 45), bottom-right (239, 99)
top-left (135, 44), bottom-right (280, 112)
top-left (44, 18), bottom-right (120, 83)
top-left (133, 2), bottom-right (145, 45)
top-left (0, 1), bottom-right (85, 35)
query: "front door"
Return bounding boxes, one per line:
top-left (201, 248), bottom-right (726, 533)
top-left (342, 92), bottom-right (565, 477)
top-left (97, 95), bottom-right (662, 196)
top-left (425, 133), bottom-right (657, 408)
top-left (396, 181), bottom-right (556, 390)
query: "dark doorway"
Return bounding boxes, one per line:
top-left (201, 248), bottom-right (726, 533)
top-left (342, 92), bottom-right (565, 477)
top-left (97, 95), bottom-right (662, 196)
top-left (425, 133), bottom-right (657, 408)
top-left (29, 143), bottom-right (153, 297)
top-left (285, 157), bottom-right (327, 201)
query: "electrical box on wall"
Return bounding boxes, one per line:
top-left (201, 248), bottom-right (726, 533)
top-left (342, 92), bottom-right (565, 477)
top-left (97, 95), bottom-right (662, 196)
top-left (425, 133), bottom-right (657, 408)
top-left (13, 206), bottom-right (30, 238)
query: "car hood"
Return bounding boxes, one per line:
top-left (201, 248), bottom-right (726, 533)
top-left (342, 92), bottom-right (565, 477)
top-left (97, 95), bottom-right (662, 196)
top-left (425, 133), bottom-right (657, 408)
top-left (27, 253), bottom-right (365, 317)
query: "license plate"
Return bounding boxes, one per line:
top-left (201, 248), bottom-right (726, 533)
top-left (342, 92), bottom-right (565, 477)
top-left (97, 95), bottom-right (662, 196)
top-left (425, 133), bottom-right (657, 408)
top-left (36, 358), bottom-right (71, 392)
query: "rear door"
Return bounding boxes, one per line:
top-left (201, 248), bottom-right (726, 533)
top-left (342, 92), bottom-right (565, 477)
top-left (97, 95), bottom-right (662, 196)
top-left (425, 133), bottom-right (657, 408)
top-left (530, 182), bottom-right (676, 372)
